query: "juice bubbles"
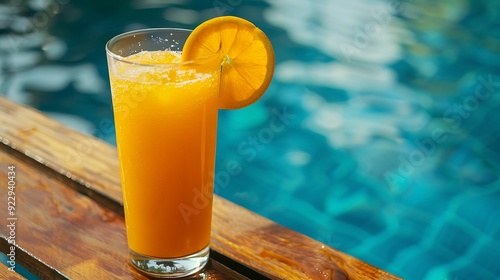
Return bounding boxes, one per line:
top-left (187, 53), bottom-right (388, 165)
top-left (109, 50), bottom-right (220, 258)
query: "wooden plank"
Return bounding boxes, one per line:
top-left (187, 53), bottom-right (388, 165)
top-left (0, 96), bottom-right (401, 279)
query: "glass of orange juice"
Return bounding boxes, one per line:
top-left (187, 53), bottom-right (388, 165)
top-left (106, 28), bottom-right (220, 278)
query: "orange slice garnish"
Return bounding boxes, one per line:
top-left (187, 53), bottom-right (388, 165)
top-left (181, 16), bottom-right (275, 109)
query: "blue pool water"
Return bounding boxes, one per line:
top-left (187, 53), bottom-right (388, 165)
top-left (1, 0), bottom-right (500, 279)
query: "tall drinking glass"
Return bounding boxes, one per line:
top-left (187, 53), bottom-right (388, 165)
top-left (106, 28), bottom-right (220, 278)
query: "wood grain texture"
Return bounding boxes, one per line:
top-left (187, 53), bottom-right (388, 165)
top-left (0, 96), bottom-right (401, 279)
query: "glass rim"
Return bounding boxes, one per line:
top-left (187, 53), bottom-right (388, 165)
top-left (105, 27), bottom-right (220, 67)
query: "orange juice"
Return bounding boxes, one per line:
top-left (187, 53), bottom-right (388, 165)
top-left (109, 50), bottom-right (220, 258)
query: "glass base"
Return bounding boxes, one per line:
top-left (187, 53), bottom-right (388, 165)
top-left (129, 246), bottom-right (209, 278)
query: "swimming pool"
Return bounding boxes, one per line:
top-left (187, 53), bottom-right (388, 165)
top-left (1, 0), bottom-right (500, 279)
